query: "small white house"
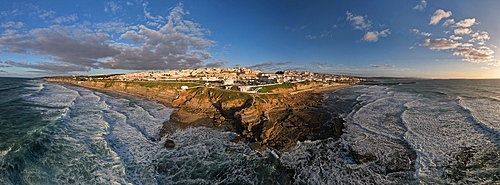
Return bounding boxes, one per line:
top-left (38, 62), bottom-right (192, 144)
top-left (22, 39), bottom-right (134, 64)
top-left (223, 79), bottom-right (234, 85)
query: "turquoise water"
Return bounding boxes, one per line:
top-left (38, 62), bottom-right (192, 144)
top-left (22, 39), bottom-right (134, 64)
top-left (0, 78), bottom-right (499, 184)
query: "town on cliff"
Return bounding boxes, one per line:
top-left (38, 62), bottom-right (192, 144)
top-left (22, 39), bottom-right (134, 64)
top-left (67, 67), bottom-right (366, 93)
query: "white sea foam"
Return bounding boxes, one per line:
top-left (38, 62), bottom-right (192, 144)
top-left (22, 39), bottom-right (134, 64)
top-left (402, 96), bottom-right (492, 182)
top-left (8, 80), bottom-right (499, 184)
top-left (24, 83), bottom-right (79, 109)
top-left (336, 83), bottom-right (498, 183)
top-left (0, 146), bottom-right (11, 158)
top-left (457, 96), bottom-right (500, 131)
top-left (21, 80), bottom-right (45, 95)
top-left (154, 127), bottom-right (281, 184)
top-left (281, 138), bottom-right (417, 184)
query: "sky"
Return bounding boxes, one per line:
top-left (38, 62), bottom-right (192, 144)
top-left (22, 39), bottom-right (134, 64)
top-left (0, 0), bottom-right (499, 79)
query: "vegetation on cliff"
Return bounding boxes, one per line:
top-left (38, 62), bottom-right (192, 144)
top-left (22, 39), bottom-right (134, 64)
top-left (44, 77), bottom-right (188, 106)
top-left (257, 83), bottom-right (294, 93)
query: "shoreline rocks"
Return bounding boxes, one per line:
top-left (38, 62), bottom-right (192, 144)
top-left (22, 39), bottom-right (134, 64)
top-left (44, 77), bottom-right (349, 151)
top-left (164, 140), bottom-right (175, 148)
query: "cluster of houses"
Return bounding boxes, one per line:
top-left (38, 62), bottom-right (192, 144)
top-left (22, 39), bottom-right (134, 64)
top-left (80, 67), bottom-right (362, 85)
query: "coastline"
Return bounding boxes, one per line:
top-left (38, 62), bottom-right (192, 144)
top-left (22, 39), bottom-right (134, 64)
top-left (43, 77), bottom-right (352, 151)
top-left (313, 84), bottom-right (351, 93)
top-left (43, 77), bottom-right (181, 107)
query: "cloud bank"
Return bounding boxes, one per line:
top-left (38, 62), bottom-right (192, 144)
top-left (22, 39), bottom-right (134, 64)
top-left (248, 62), bottom-right (292, 72)
top-left (0, 3), bottom-right (215, 74)
top-left (421, 9), bottom-right (497, 65)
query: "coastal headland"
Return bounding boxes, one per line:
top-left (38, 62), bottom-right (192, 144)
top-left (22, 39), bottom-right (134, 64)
top-left (44, 77), bottom-right (350, 151)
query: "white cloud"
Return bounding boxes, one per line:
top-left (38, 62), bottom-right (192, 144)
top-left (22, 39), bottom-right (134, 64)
top-left (454, 18), bottom-right (476, 28)
top-left (305, 35), bottom-right (316, 40)
top-left (413, 0), bottom-right (427, 11)
top-left (461, 43), bottom-right (473, 47)
top-left (94, 21), bottom-right (128, 33)
top-left (421, 14), bottom-right (497, 66)
top-left (454, 28), bottom-right (471, 35)
top-left (142, 1), bottom-right (165, 23)
top-left (285, 25), bottom-right (307, 32)
top-left (449, 35), bottom-right (463, 40)
top-left (420, 32), bottom-right (432, 37)
top-left (362, 29), bottom-right (390, 42)
top-left (120, 30), bottom-right (145, 43)
top-left (205, 61), bottom-right (226, 68)
top-left (420, 38), bottom-right (460, 50)
top-left (104, 1), bottom-right (122, 14)
top-left (453, 46), bottom-right (495, 63)
top-left (411, 29), bottom-right (432, 37)
top-left (371, 64), bottom-right (396, 68)
top-left (346, 11), bottom-right (389, 42)
top-left (490, 60), bottom-right (500, 67)
top-left (443, 19), bottom-right (455, 26)
top-left (0, 3), bottom-right (55, 20)
top-left (1, 21), bottom-right (24, 29)
top-left (429, 9), bottom-right (452, 25)
top-left (346, 11), bottom-right (371, 30)
top-left (379, 29), bottom-right (390, 36)
top-left (53, 14), bottom-right (78, 24)
top-left (363, 32), bottom-right (378, 42)
top-left (38, 10), bottom-right (56, 20)
top-left (469, 31), bottom-right (490, 43)
top-left (100, 3), bottom-right (215, 70)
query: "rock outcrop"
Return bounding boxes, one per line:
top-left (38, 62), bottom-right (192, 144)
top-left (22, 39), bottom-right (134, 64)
top-left (44, 77), bottom-right (346, 151)
top-left (169, 87), bottom-right (343, 151)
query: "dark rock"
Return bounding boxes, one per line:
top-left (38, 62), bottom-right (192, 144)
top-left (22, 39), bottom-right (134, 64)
top-left (250, 142), bottom-right (261, 150)
top-left (164, 140), bottom-right (175, 148)
top-left (259, 145), bottom-right (268, 152)
top-left (230, 135), bottom-right (244, 143)
top-left (349, 147), bottom-right (377, 164)
top-left (150, 137), bottom-right (160, 142)
top-left (332, 118), bottom-right (345, 140)
top-left (349, 141), bottom-right (418, 174)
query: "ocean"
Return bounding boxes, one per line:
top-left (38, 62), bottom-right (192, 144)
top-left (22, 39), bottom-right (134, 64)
top-left (0, 77), bottom-right (499, 184)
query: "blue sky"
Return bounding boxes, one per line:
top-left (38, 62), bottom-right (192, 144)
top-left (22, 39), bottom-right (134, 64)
top-left (0, 0), bottom-right (499, 78)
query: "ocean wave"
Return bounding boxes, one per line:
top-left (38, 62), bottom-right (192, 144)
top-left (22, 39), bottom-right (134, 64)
top-left (155, 127), bottom-right (283, 184)
top-left (456, 96), bottom-right (500, 145)
top-left (0, 86), bottom-right (22, 92)
top-left (281, 137), bottom-right (417, 184)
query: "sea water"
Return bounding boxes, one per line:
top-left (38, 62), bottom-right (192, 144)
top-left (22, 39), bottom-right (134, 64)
top-left (0, 77), bottom-right (499, 184)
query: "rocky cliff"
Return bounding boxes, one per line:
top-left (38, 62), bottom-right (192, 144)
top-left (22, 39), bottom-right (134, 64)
top-left (45, 77), bottom-right (345, 151)
top-left (44, 77), bottom-right (186, 106)
top-left (169, 87), bottom-right (344, 151)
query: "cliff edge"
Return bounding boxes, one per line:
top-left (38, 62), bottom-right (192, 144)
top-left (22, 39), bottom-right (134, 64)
top-left (169, 87), bottom-right (345, 151)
